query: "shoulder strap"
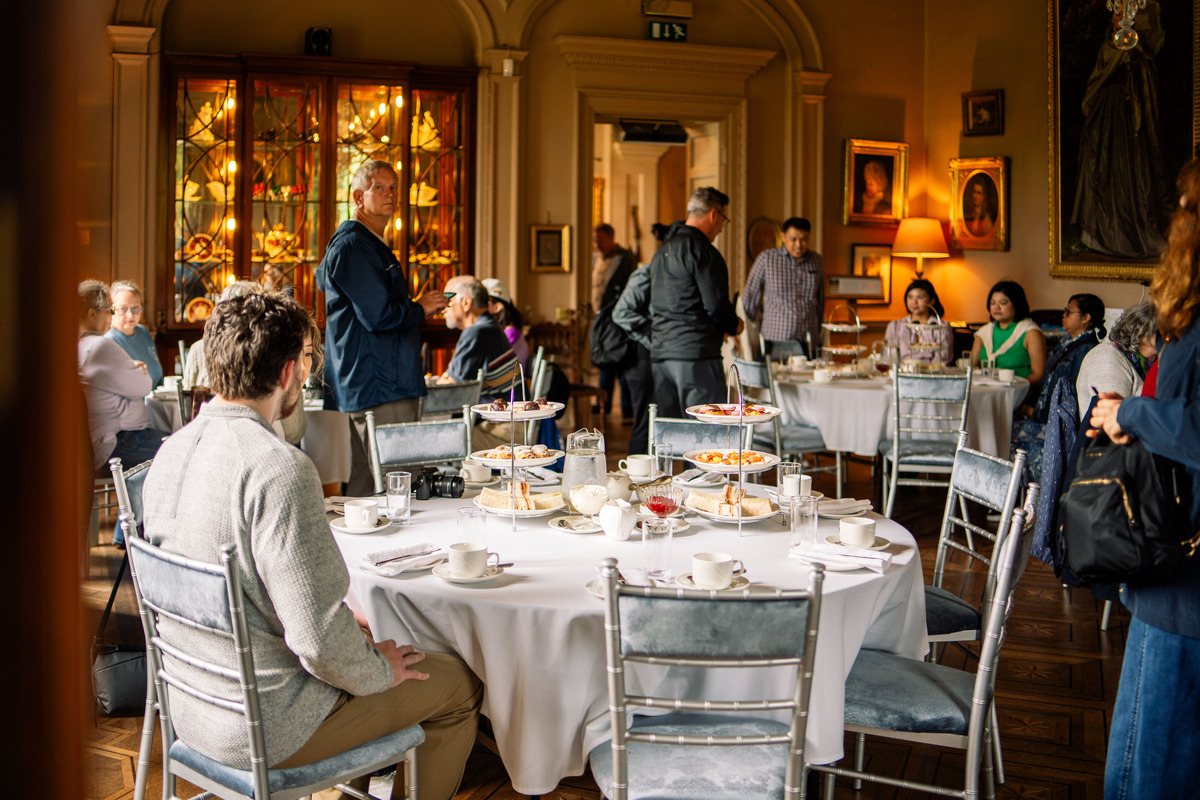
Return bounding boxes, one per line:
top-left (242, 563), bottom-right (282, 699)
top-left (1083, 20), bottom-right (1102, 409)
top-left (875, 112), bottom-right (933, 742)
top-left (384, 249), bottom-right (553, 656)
top-left (95, 552), bottom-right (129, 640)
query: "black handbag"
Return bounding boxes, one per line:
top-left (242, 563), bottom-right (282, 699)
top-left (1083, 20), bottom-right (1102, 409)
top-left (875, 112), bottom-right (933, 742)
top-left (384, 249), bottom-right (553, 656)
top-left (92, 552), bottom-right (148, 717)
top-left (1056, 432), bottom-right (1200, 585)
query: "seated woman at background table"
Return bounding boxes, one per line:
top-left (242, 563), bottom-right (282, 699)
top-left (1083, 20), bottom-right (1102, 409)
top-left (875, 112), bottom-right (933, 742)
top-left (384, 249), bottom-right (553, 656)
top-left (105, 280), bottom-right (164, 389)
top-left (883, 279), bottom-right (953, 364)
top-left (482, 277), bottom-right (531, 372)
top-left (1075, 300), bottom-right (1159, 419)
top-left (971, 279), bottom-right (1046, 384)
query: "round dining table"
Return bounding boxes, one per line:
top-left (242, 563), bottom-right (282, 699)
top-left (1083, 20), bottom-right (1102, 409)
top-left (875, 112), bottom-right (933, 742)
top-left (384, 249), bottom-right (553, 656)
top-left (772, 369), bottom-right (1030, 458)
top-left (334, 484), bottom-right (929, 796)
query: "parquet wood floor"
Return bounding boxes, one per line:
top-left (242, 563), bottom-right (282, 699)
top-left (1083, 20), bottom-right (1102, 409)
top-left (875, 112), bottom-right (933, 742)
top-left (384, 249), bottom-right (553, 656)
top-left (83, 417), bottom-right (1121, 799)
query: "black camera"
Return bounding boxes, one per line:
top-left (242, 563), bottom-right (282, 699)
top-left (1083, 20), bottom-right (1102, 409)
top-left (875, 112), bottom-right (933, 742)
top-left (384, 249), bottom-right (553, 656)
top-left (411, 466), bottom-right (465, 500)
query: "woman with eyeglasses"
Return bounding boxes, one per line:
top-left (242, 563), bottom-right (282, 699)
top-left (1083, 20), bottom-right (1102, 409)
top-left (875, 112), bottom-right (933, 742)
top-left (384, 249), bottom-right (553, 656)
top-left (104, 279), bottom-right (164, 388)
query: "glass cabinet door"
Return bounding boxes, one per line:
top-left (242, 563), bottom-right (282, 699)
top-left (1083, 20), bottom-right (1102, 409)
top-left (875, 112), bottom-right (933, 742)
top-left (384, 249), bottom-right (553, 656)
top-left (334, 82), bottom-right (408, 261)
top-left (172, 77), bottom-right (238, 325)
top-left (250, 78), bottom-right (321, 311)
top-left (408, 89), bottom-right (466, 301)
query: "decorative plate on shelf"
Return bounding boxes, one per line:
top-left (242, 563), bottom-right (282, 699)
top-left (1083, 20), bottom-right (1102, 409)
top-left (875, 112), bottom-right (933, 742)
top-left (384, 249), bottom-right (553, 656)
top-left (185, 233), bottom-right (217, 260)
top-left (185, 297), bottom-right (215, 323)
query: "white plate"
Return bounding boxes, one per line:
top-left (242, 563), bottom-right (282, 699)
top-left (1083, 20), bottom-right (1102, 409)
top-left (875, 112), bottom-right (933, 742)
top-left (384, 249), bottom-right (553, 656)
top-left (673, 473), bottom-right (729, 489)
top-left (818, 508), bottom-right (870, 520)
top-left (463, 476), bottom-right (500, 488)
top-left (470, 401), bottom-right (564, 422)
top-left (826, 534), bottom-right (890, 550)
top-left (682, 449), bottom-right (780, 474)
top-left (472, 495), bottom-right (565, 517)
top-left (431, 563), bottom-right (506, 584)
top-left (685, 404), bottom-right (783, 425)
top-left (471, 448), bottom-right (565, 469)
top-left (631, 517), bottom-right (691, 534)
top-left (329, 516), bottom-right (393, 534)
top-left (623, 470), bottom-right (668, 484)
top-left (675, 574), bottom-right (752, 591)
top-left (684, 496), bottom-right (780, 523)
top-left (765, 488), bottom-right (824, 502)
top-left (547, 515), bottom-right (602, 534)
top-left (791, 554), bottom-right (864, 572)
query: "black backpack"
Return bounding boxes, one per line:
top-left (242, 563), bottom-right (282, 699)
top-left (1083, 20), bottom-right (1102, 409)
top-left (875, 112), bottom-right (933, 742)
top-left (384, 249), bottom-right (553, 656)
top-left (589, 300), bottom-right (636, 371)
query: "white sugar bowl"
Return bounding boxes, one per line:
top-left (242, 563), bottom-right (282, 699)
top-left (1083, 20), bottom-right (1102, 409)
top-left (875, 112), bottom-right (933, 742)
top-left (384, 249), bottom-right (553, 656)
top-left (599, 498), bottom-right (636, 541)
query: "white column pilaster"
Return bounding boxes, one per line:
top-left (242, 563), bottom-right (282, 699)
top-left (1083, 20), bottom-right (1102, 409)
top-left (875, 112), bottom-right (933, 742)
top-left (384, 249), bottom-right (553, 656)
top-left (477, 48), bottom-right (528, 300)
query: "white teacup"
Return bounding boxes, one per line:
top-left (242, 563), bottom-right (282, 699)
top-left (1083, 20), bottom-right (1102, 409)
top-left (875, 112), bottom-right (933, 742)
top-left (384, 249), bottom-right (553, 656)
top-left (692, 552), bottom-right (746, 590)
top-left (343, 499), bottom-right (379, 530)
top-left (839, 517), bottom-right (877, 548)
top-left (997, 368), bottom-right (1016, 383)
top-left (162, 375), bottom-right (181, 391)
top-left (956, 357), bottom-right (972, 370)
top-left (812, 368), bottom-right (833, 383)
top-left (788, 355), bottom-right (808, 370)
top-left (461, 460), bottom-right (491, 482)
top-left (619, 454), bottom-right (655, 477)
top-left (448, 542), bottom-right (501, 578)
top-left (781, 474), bottom-right (812, 497)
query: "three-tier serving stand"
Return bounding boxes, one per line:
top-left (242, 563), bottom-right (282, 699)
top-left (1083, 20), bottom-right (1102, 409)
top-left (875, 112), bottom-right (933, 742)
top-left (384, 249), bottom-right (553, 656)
top-left (820, 303), bottom-right (868, 378)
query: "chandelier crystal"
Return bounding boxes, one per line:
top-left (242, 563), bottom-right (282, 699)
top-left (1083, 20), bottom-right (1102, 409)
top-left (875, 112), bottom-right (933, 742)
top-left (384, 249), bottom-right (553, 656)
top-left (1107, 0), bottom-right (1147, 50)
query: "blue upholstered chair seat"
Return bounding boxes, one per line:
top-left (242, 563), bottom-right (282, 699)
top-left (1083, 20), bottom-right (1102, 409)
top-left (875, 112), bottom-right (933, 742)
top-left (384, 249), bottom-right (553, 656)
top-left (843, 649), bottom-right (976, 735)
top-left (589, 714), bottom-right (791, 800)
top-left (170, 724), bottom-right (425, 797)
top-left (878, 439), bottom-right (957, 465)
top-left (924, 585), bottom-right (982, 637)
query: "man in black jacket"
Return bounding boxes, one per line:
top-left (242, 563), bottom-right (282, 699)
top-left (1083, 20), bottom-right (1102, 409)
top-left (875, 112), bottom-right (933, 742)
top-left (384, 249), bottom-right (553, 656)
top-left (613, 187), bottom-right (742, 418)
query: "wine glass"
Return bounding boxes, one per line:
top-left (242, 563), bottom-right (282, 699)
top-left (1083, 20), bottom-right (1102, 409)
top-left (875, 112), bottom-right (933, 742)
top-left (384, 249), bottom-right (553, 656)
top-left (642, 484), bottom-right (684, 524)
top-left (568, 482), bottom-right (609, 528)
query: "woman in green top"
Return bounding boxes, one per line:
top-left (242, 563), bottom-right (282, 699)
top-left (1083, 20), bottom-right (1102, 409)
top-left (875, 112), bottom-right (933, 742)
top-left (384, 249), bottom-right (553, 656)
top-left (970, 280), bottom-right (1046, 384)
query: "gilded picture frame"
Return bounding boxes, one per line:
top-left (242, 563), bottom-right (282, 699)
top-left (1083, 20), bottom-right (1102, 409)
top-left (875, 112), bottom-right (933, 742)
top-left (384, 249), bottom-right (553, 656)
top-left (530, 224), bottom-right (571, 273)
top-left (1048, 0), bottom-right (1198, 280)
top-left (949, 157), bottom-right (1010, 251)
top-left (842, 139), bottom-right (909, 226)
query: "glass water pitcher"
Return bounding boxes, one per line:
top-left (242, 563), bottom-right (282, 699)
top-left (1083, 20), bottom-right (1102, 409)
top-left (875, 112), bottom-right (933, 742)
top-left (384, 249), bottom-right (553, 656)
top-left (562, 428), bottom-right (607, 515)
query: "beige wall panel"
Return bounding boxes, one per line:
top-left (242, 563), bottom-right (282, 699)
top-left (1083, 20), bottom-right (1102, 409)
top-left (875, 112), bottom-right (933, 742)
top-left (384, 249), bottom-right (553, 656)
top-left (77, 1), bottom-right (120, 282)
top-left (162, 0), bottom-right (475, 65)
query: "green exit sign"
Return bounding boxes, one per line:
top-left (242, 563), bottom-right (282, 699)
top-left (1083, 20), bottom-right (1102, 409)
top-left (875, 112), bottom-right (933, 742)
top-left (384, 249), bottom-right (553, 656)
top-left (648, 21), bottom-right (687, 41)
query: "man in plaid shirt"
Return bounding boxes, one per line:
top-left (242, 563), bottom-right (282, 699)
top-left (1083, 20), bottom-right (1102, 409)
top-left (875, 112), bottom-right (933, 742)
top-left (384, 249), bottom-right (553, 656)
top-left (742, 217), bottom-right (824, 358)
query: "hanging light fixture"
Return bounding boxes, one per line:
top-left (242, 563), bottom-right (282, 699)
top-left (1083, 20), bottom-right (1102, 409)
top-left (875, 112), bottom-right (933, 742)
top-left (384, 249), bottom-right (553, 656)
top-left (1107, 0), bottom-right (1146, 50)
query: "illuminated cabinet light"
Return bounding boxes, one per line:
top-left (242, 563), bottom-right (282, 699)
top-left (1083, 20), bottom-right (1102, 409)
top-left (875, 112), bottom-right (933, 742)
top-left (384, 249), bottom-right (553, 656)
top-left (395, 95), bottom-right (404, 108)
top-left (226, 218), bottom-right (236, 230)
top-left (394, 218), bottom-right (403, 231)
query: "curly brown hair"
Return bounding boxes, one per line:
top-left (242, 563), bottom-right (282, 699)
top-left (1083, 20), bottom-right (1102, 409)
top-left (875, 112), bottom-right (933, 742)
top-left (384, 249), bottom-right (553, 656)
top-left (204, 293), bottom-right (312, 400)
top-left (1151, 158), bottom-right (1200, 341)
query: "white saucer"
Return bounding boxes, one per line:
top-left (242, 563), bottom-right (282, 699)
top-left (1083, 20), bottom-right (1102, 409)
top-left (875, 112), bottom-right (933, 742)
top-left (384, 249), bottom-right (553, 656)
top-left (548, 515), bottom-right (602, 534)
top-left (818, 508), bottom-right (870, 520)
top-left (330, 516), bottom-right (392, 534)
top-left (463, 476), bottom-right (499, 488)
top-left (632, 517), bottom-right (691, 534)
top-left (624, 470), bottom-right (667, 484)
top-left (633, 502), bottom-right (686, 518)
top-left (765, 488), bottom-right (824, 502)
top-left (675, 574), bottom-right (751, 591)
top-left (431, 563), bottom-right (505, 584)
top-left (826, 533), bottom-right (890, 550)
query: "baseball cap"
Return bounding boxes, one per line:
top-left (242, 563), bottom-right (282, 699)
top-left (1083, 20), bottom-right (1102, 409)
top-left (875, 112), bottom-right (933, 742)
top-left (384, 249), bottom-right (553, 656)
top-left (481, 277), bottom-right (512, 305)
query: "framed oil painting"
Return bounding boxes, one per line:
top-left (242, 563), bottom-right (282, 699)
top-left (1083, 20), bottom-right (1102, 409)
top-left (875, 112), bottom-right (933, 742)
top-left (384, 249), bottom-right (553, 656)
top-left (949, 157), bottom-right (1010, 251)
top-left (962, 89), bottom-right (1005, 136)
top-left (828, 244), bottom-right (890, 304)
top-left (842, 139), bottom-right (909, 226)
top-left (530, 224), bottom-right (571, 273)
top-left (1049, 0), bottom-right (1197, 280)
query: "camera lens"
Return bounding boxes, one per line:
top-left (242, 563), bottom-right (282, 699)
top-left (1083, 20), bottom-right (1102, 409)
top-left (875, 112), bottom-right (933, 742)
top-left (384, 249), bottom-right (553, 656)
top-left (431, 474), bottom-right (465, 498)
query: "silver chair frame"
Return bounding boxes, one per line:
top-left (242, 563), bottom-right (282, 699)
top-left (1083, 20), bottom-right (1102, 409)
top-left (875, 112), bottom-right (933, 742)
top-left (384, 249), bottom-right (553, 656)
top-left (366, 407), bottom-right (473, 495)
top-left (596, 557), bottom-right (823, 800)
top-left (126, 536), bottom-right (421, 800)
top-left (418, 367), bottom-right (483, 419)
top-left (880, 369), bottom-right (973, 517)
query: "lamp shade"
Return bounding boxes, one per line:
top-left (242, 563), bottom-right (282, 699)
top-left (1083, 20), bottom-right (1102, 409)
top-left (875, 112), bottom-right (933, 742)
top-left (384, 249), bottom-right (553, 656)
top-left (891, 217), bottom-right (949, 258)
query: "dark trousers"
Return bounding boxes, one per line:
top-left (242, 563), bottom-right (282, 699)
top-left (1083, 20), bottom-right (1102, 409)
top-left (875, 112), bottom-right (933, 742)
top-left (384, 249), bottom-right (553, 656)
top-left (623, 349), bottom-right (655, 454)
top-left (764, 338), bottom-right (814, 359)
top-left (651, 358), bottom-right (725, 418)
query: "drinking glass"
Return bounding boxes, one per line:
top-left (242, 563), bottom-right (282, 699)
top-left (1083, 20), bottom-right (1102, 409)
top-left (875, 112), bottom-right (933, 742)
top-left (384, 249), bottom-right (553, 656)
top-left (457, 506), bottom-right (487, 546)
top-left (777, 461), bottom-right (804, 497)
top-left (642, 517), bottom-right (674, 581)
top-left (652, 442), bottom-right (674, 477)
top-left (787, 495), bottom-right (820, 549)
top-left (386, 471), bottom-right (411, 523)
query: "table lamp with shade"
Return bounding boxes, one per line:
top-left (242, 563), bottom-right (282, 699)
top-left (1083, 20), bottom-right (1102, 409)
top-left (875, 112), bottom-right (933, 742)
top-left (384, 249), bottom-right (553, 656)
top-left (891, 218), bottom-right (949, 279)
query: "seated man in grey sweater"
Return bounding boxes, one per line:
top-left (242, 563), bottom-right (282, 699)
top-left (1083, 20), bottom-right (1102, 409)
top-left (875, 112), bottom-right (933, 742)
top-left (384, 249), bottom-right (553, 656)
top-left (142, 293), bottom-right (482, 800)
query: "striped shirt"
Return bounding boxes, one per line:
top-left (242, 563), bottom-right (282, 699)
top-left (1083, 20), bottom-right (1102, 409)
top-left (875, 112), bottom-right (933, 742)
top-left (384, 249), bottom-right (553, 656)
top-left (742, 247), bottom-right (824, 344)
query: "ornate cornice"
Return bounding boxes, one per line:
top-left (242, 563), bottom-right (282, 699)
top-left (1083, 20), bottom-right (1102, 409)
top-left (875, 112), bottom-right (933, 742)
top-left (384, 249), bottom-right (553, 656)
top-left (555, 35), bottom-right (774, 83)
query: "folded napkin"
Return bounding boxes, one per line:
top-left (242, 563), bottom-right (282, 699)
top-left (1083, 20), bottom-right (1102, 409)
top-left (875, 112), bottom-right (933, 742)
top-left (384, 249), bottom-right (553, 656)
top-left (360, 541), bottom-right (443, 577)
top-left (325, 495), bottom-right (380, 512)
top-left (789, 541), bottom-right (893, 573)
top-left (674, 468), bottom-right (726, 487)
top-left (817, 497), bottom-right (873, 514)
top-left (502, 465), bottom-right (560, 486)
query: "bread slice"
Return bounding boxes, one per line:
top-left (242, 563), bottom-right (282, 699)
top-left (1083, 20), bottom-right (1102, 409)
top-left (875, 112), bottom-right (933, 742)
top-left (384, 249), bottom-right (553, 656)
top-left (741, 495), bottom-right (774, 516)
top-left (533, 490), bottom-right (563, 509)
top-left (479, 481), bottom-right (534, 510)
top-left (686, 489), bottom-right (723, 514)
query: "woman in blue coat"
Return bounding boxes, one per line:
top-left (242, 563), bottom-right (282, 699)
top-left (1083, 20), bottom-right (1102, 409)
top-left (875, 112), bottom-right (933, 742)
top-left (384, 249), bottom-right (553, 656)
top-left (104, 280), bottom-right (163, 388)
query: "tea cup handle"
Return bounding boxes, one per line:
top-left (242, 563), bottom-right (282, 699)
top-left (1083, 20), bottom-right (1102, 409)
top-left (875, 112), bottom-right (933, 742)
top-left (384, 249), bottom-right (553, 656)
top-left (486, 552), bottom-right (501, 570)
top-left (618, 459), bottom-right (629, 472)
top-left (731, 559), bottom-right (746, 576)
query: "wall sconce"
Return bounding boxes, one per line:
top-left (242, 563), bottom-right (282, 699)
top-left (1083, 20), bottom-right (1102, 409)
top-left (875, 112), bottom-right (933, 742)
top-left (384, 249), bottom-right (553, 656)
top-left (502, 58), bottom-right (515, 77)
top-left (891, 217), bottom-right (949, 279)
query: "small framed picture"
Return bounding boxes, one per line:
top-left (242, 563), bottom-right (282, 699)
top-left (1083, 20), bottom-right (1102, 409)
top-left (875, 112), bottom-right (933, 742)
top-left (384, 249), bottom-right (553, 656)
top-left (530, 224), bottom-right (571, 273)
top-left (827, 244), bottom-right (891, 304)
top-left (949, 156), bottom-right (1010, 251)
top-left (842, 139), bottom-right (909, 226)
top-left (962, 90), bottom-right (1005, 137)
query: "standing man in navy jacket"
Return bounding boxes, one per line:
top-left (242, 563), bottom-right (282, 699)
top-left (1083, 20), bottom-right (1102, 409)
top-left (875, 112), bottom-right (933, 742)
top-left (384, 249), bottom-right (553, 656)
top-left (315, 160), bottom-right (447, 495)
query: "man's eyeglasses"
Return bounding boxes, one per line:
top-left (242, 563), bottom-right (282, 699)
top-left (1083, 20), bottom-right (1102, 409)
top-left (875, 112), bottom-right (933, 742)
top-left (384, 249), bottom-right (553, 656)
top-left (716, 208), bottom-right (730, 223)
top-left (112, 305), bottom-right (143, 316)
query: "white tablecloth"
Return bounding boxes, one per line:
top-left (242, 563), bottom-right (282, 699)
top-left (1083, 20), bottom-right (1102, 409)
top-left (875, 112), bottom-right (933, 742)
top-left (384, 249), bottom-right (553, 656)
top-left (145, 395), bottom-right (182, 432)
top-left (773, 374), bottom-right (1029, 458)
top-left (336, 488), bottom-right (928, 795)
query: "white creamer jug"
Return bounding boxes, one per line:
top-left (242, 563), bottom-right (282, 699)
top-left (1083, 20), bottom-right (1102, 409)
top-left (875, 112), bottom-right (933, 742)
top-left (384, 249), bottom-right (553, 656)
top-left (599, 498), bottom-right (636, 541)
top-left (606, 472), bottom-right (634, 502)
